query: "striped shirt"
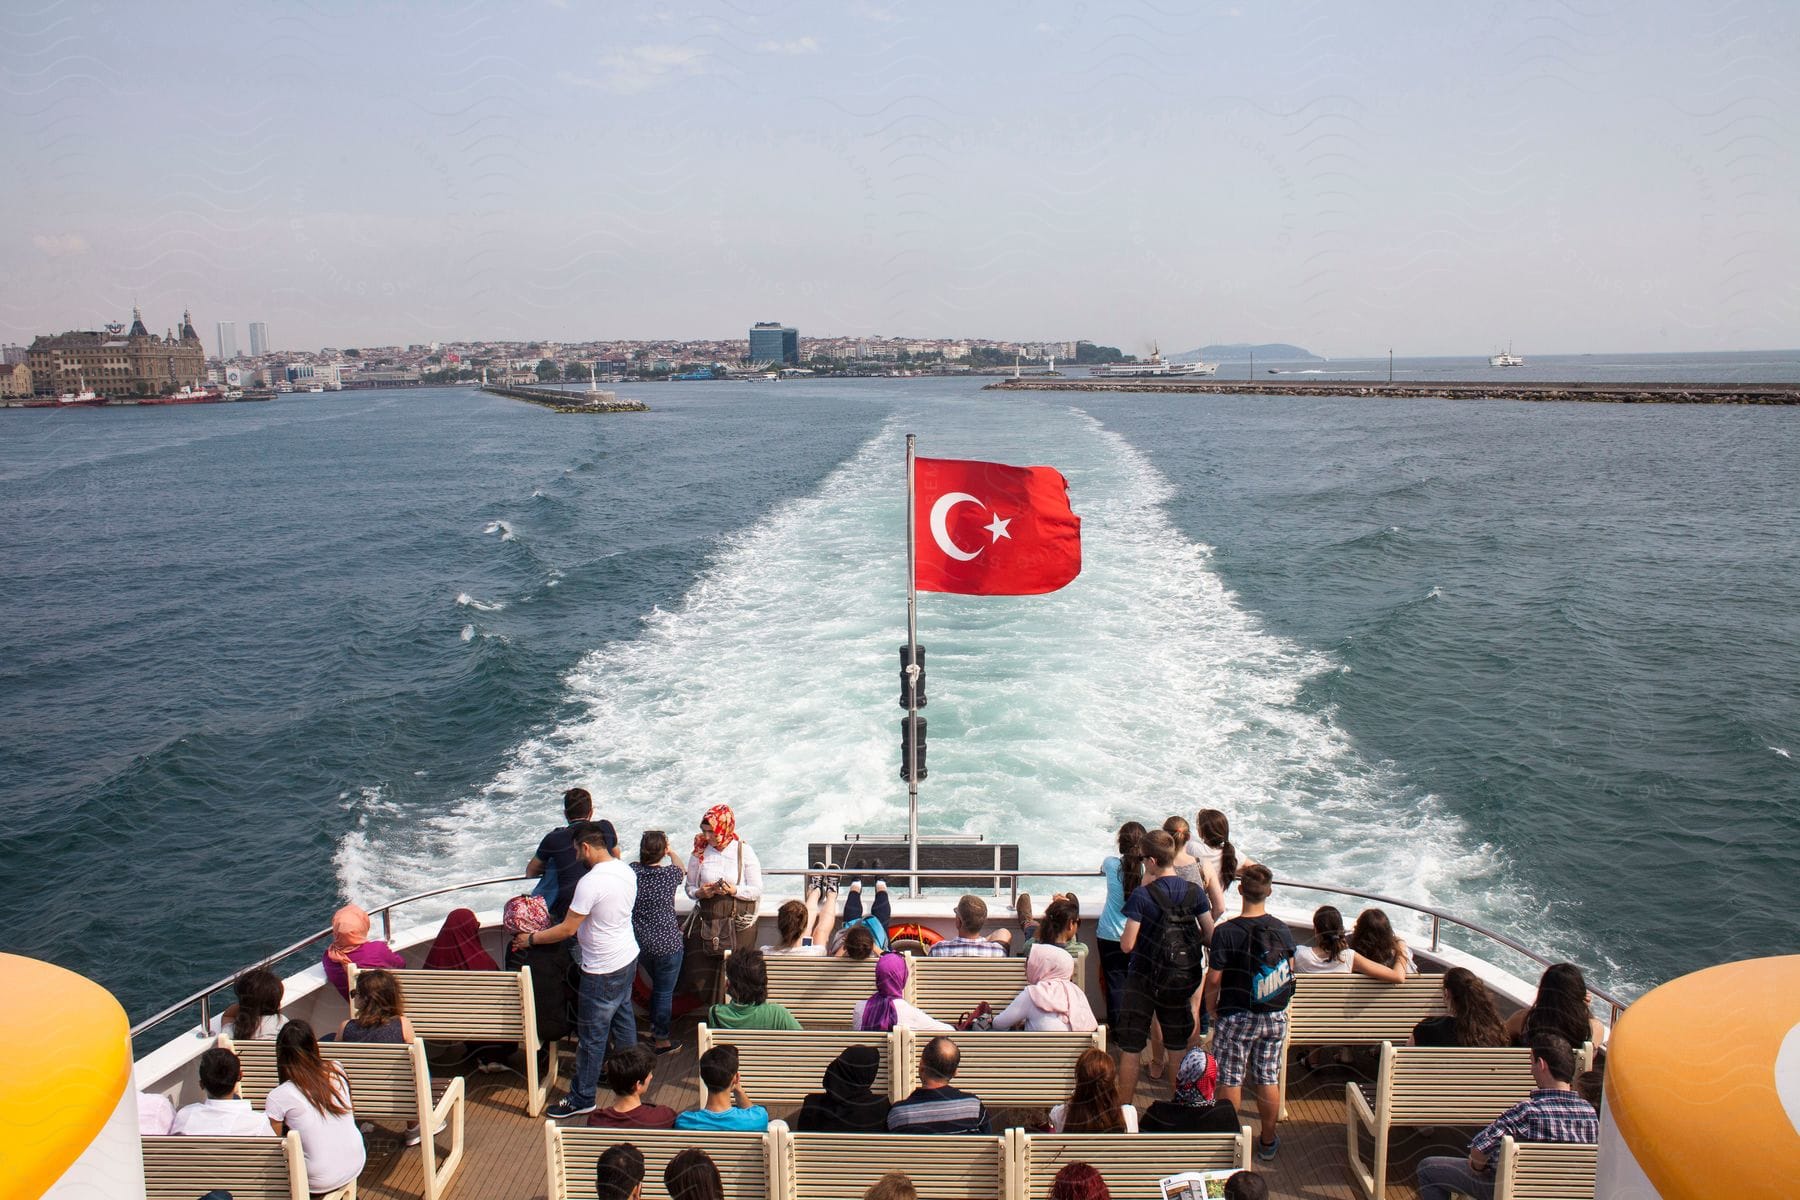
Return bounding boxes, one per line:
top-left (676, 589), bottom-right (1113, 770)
top-left (928, 936), bottom-right (1008, 958)
top-left (1470, 1089), bottom-right (1598, 1159)
top-left (886, 1084), bottom-right (992, 1134)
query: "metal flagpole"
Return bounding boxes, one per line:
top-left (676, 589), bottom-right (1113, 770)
top-left (904, 433), bottom-right (921, 897)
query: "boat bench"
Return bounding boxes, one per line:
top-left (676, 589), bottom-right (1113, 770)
top-left (907, 954), bottom-right (1031, 1023)
top-left (1345, 1042), bottom-right (1595, 1200)
top-left (762, 955), bottom-right (881, 1028)
top-left (1013, 1130), bottom-right (1251, 1200)
top-left (142, 1132), bottom-right (354, 1200)
top-left (1494, 1135), bottom-right (1599, 1200)
top-left (547, 1124), bottom-right (780, 1200)
top-left (787, 1131), bottom-right (1009, 1200)
top-left (698, 1025), bottom-right (900, 1105)
top-left (234, 1039), bottom-right (466, 1200)
top-left (346, 961), bottom-right (556, 1115)
top-left (894, 1027), bottom-right (1104, 1107)
top-left (1277, 973), bottom-right (1448, 1116)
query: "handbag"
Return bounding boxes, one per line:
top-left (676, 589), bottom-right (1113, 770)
top-left (683, 842), bottom-right (756, 953)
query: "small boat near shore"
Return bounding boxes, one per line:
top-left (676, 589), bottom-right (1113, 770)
top-left (1490, 344), bottom-right (1525, 368)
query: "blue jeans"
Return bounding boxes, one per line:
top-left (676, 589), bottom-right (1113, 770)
top-left (1416, 1155), bottom-right (1494, 1200)
top-left (842, 886), bottom-right (891, 927)
top-left (640, 948), bottom-right (683, 1042)
top-left (567, 959), bottom-right (638, 1109)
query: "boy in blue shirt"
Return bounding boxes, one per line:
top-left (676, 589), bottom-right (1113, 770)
top-left (673, 1045), bottom-right (770, 1132)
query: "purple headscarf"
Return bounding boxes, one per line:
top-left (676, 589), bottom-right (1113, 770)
top-left (859, 952), bottom-right (909, 1032)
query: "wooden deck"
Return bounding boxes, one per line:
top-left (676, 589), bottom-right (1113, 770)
top-left (349, 1018), bottom-right (1474, 1200)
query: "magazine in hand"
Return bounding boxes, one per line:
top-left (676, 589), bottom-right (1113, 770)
top-left (1158, 1169), bottom-right (1239, 1200)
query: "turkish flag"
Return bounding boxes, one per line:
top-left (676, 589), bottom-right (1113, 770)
top-left (914, 457), bottom-right (1082, 595)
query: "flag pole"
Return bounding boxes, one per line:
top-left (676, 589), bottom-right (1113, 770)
top-left (904, 433), bottom-right (921, 898)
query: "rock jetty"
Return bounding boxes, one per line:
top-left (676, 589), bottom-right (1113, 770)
top-left (983, 378), bottom-right (1800, 405)
top-left (482, 384), bottom-right (649, 413)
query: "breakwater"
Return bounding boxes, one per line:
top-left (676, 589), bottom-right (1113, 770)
top-left (481, 384), bottom-right (648, 413)
top-left (983, 378), bottom-right (1800, 405)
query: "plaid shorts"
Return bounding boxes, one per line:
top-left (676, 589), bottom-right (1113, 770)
top-left (1211, 1010), bottom-right (1289, 1087)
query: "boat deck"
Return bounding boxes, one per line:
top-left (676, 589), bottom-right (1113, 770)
top-left (348, 1017), bottom-right (1468, 1200)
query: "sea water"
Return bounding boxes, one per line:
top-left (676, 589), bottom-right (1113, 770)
top-left (1, 366), bottom-right (1796, 1023)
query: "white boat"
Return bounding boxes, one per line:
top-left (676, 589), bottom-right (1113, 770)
top-left (1490, 344), bottom-right (1525, 368)
top-left (1090, 346), bottom-right (1218, 378)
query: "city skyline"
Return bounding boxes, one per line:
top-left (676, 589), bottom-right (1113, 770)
top-left (3, 2), bottom-right (1796, 356)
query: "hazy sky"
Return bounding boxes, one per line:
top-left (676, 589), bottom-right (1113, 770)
top-left (4, 1), bottom-right (1797, 356)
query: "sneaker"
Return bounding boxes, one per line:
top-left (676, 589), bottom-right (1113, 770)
top-left (476, 1061), bottom-right (509, 1074)
top-left (1256, 1135), bottom-right (1280, 1162)
top-left (1015, 892), bottom-right (1034, 930)
top-left (546, 1098), bottom-right (596, 1120)
top-left (403, 1118), bottom-right (450, 1147)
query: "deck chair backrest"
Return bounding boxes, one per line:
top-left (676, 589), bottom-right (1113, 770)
top-left (908, 954), bottom-right (1030, 1021)
top-left (762, 956), bottom-right (884, 1028)
top-left (1384, 1044), bottom-right (1541, 1124)
top-left (234, 1038), bottom-right (431, 1122)
top-left (141, 1132), bottom-right (315, 1200)
top-left (893, 1028), bottom-right (1104, 1107)
top-left (698, 1025), bottom-right (899, 1105)
top-left (1014, 1129), bottom-right (1251, 1200)
top-left (347, 964), bottom-right (532, 1041)
top-left (548, 1123), bottom-right (775, 1200)
top-left (1286, 973), bottom-right (1448, 1043)
top-left (785, 1131), bottom-right (1007, 1200)
top-left (1495, 1136), bottom-right (1599, 1200)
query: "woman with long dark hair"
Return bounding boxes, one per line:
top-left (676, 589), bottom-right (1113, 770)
top-left (632, 829), bottom-right (686, 1053)
top-left (1049, 1046), bottom-right (1137, 1132)
top-left (1096, 820), bottom-right (1146, 1022)
top-left (1504, 961), bottom-right (1608, 1047)
top-left (1190, 808), bottom-right (1241, 897)
top-left (263, 1021), bottom-right (364, 1195)
top-left (1412, 967), bottom-right (1510, 1047)
top-left (1349, 908), bottom-right (1416, 974)
top-left (335, 969), bottom-right (416, 1044)
top-left (1295, 906), bottom-right (1407, 980)
top-left (211, 966), bottom-right (287, 1042)
top-left (665, 1148), bottom-right (726, 1200)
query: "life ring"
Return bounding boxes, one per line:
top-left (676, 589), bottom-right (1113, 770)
top-left (885, 922), bottom-right (943, 949)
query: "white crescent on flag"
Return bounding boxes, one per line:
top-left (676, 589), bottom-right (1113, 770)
top-left (929, 491), bottom-right (984, 561)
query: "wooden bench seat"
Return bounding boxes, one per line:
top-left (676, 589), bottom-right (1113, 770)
top-left (547, 1123), bottom-right (779, 1200)
top-left (1495, 1135), bottom-right (1599, 1200)
top-left (698, 1025), bottom-right (900, 1105)
top-left (1277, 973), bottom-right (1447, 1117)
top-left (762, 956), bottom-right (881, 1029)
top-left (1013, 1129), bottom-right (1251, 1200)
top-left (908, 954), bottom-right (1031, 1023)
top-left (893, 1028), bottom-right (1104, 1107)
top-left (1344, 1042), bottom-right (1593, 1200)
top-left (142, 1132), bottom-right (354, 1200)
top-left (234, 1039), bottom-right (465, 1200)
top-left (346, 961), bottom-right (556, 1115)
top-left (786, 1131), bottom-right (1008, 1200)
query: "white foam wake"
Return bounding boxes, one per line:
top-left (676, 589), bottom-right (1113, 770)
top-left (456, 592), bottom-right (506, 612)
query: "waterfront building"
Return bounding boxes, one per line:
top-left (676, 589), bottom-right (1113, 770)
top-left (248, 321), bottom-right (268, 356)
top-left (26, 308), bottom-right (205, 396)
top-left (749, 321), bottom-right (799, 365)
top-left (1, 362), bottom-right (32, 397)
top-left (2, 343), bottom-right (25, 365)
top-left (217, 321), bottom-right (239, 361)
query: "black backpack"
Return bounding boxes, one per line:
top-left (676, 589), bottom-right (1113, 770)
top-left (1146, 879), bottom-right (1207, 981)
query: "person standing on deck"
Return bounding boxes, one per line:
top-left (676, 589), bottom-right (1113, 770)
top-left (1202, 862), bottom-right (1296, 1163)
top-left (513, 821), bottom-right (639, 1119)
top-left (525, 787), bottom-right (596, 923)
top-left (682, 805), bottom-right (764, 1003)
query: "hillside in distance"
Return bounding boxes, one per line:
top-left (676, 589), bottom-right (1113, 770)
top-left (1176, 342), bottom-right (1325, 362)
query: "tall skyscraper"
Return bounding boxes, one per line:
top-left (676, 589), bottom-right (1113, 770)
top-left (749, 321), bottom-right (798, 365)
top-left (216, 322), bottom-right (239, 361)
top-left (248, 321), bottom-right (268, 357)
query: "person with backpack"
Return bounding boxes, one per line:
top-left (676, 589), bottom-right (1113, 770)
top-left (1202, 862), bottom-right (1297, 1163)
top-left (1113, 829), bottom-right (1213, 1099)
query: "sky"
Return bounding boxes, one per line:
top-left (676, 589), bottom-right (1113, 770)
top-left (2, 0), bottom-right (1797, 357)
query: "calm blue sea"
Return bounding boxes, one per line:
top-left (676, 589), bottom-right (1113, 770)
top-left (2, 355), bottom-right (1797, 1025)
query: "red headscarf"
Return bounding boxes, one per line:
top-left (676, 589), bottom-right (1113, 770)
top-left (424, 908), bottom-right (497, 971)
top-left (695, 804), bottom-right (738, 853)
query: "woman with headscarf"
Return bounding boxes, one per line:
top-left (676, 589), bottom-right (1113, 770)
top-left (796, 1044), bottom-right (891, 1131)
top-left (1139, 1046), bottom-right (1241, 1133)
top-left (681, 804), bottom-right (765, 1003)
top-left (852, 952), bottom-right (952, 1032)
top-left (501, 893), bottom-right (580, 1047)
top-left (423, 908), bottom-right (499, 971)
top-left (322, 904), bottom-right (406, 999)
top-left (993, 944), bottom-right (1098, 1032)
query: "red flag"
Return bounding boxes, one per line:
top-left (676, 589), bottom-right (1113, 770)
top-left (914, 457), bottom-right (1081, 595)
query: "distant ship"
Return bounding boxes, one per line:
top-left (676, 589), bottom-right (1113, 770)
top-left (57, 378), bottom-right (104, 407)
top-left (1088, 346), bottom-right (1218, 378)
top-left (141, 384), bottom-right (225, 405)
top-left (1490, 344), bottom-right (1525, 367)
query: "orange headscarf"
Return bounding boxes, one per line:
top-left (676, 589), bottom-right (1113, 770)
top-left (326, 905), bottom-right (371, 965)
top-left (695, 804), bottom-right (738, 852)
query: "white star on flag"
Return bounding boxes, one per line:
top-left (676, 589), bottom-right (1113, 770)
top-left (984, 513), bottom-right (1012, 542)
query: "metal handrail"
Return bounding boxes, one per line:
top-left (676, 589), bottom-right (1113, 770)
top-left (130, 865), bottom-right (1628, 1041)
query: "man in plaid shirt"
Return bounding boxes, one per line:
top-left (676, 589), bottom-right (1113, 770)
top-left (927, 895), bottom-right (1013, 957)
top-left (1416, 1032), bottom-right (1599, 1200)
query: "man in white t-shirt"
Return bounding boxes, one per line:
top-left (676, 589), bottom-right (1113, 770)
top-left (170, 1047), bottom-right (274, 1137)
top-left (514, 820), bottom-right (640, 1118)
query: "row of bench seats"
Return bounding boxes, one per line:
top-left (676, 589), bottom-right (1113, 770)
top-left (696, 1024), bottom-right (1103, 1107)
top-left (545, 1121), bottom-right (1252, 1200)
top-left (142, 1131), bottom-right (355, 1200)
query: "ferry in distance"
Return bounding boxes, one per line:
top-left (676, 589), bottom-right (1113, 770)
top-left (1089, 345), bottom-right (1219, 378)
top-left (1490, 344), bottom-right (1526, 367)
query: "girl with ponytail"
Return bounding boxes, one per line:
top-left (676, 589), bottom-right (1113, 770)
top-left (1096, 821), bottom-right (1145, 1023)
